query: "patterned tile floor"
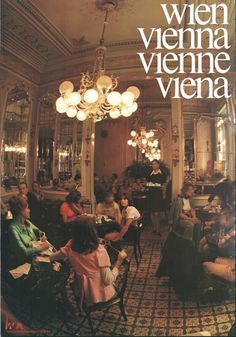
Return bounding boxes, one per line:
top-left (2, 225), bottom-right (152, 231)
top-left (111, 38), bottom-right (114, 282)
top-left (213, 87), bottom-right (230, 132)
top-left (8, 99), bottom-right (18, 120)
top-left (4, 228), bottom-right (235, 336)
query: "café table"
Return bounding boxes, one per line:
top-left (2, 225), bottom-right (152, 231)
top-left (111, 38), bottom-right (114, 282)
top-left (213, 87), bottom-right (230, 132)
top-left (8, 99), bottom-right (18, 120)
top-left (94, 215), bottom-right (121, 238)
top-left (5, 258), bottom-right (71, 319)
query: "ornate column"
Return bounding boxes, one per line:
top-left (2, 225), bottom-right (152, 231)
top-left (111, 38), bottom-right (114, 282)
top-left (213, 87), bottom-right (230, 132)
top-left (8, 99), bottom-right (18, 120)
top-left (26, 92), bottom-right (41, 187)
top-left (81, 119), bottom-right (95, 212)
top-left (171, 98), bottom-right (185, 199)
top-left (225, 98), bottom-right (235, 180)
top-left (195, 118), bottom-right (214, 177)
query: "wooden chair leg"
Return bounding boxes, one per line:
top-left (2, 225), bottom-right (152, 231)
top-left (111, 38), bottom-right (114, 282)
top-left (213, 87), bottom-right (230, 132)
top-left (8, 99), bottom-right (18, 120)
top-left (119, 299), bottom-right (127, 321)
top-left (133, 243), bottom-right (139, 265)
top-left (137, 239), bottom-right (142, 259)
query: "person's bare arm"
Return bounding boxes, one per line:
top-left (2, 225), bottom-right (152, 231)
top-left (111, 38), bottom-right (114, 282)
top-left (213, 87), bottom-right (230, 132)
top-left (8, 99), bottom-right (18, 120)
top-left (62, 214), bottom-right (77, 223)
top-left (119, 219), bottom-right (133, 238)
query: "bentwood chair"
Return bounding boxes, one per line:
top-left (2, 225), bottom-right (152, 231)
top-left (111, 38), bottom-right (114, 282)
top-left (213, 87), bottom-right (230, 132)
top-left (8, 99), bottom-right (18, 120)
top-left (122, 216), bottom-right (143, 265)
top-left (70, 252), bottom-right (130, 336)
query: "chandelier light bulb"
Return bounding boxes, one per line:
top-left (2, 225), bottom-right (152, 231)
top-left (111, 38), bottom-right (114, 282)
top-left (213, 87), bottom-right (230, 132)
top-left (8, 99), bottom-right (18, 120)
top-left (132, 142), bottom-right (137, 147)
top-left (96, 75), bottom-right (113, 91)
top-left (59, 81), bottom-right (74, 95)
top-left (142, 138), bottom-right (147, 145)
top-left (84, 89), bottom-right (99, 104)
top-left (66, 106), bottom-right (77, 118)
top-left (127, 86), bottom-right (140, 100)
top-left (121, 91), bottom-right (135, 105)
top-left (121, 107), bottom-right (133, 117)
top-left (67, 92), bottom-right (81, 106)
top-left (148, 141), bottom-right (153, 146)
top-left (149, 130), bottom-right (154, 137)
top-left (107, 91), bottom-right (122, 106)
top-left (109, 109), bottom-right (121, 119)
top-left (128, 102), bottom-right (138, 114)
top-left (56, 97), bottom-right (68, 113)
top-left (127, 139), bottom-right (133, 146)
top-left (76, 110), bottom-right (87, 121)
top-left (130, 130), bottom-right (136, 137)
top-left (153, 140), bottom-right (158, 146)
top-left (142, 149), bottom-right (145, 153)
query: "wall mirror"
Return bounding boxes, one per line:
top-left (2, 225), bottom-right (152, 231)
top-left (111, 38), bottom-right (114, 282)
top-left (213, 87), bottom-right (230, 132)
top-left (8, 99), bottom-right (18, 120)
top-left (2, 86), bottom-right (30, 188)
top-left (37, 97), bottom-right (56, 185)
top-left (58, 116), bottom-right (82, 182)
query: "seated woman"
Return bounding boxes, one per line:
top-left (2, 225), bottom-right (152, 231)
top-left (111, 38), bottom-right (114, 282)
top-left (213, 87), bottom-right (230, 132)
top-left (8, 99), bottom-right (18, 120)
top-left (60, 190), bottom-right (84, 224)
top-left (173, 183), bottom-right (201, 245)
top-left (8, 196), bottom-right (49, 267)
top-left (96, 192), bottom-right (122, 224)
top-left (50, 216), bottom-right (127, 304)
top-left (105, 196), bottom-right (141, 242)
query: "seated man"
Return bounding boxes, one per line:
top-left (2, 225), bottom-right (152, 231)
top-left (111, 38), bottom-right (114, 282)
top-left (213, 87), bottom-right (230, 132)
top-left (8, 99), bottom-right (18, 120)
top-left (8, 196), bottom-right (49, 267)
top-left (203, 209), bottom-right (235, 283)
top-left (105, 196), bottom-right (141, 242)
top-left (199, 208), bottom-right (234, 258)
top-left (173, 183), bottom-right (201, 246)
top-left (96, 192), bottom-right (122, 224)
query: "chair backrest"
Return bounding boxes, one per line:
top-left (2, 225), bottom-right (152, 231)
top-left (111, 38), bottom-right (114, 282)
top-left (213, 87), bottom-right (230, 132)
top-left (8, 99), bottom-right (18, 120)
top-left (137, 216), bottom-right (143, 229)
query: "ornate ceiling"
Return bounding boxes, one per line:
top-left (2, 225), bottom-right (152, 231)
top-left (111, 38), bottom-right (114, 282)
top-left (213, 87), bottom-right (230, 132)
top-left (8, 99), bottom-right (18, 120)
top-left (1, 0), bottom-right (235, 137)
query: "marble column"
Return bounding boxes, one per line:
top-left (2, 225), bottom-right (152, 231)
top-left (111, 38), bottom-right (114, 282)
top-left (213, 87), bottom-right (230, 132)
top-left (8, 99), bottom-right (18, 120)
top-left (26, 93), bottom-right (42, 187)
top-left (0, 83), bottom-right (10, 177)
top-left (225, 99), bottom-right (236, 180)
top-left (171, 98), bottom-right (185, 199)
top-left (195, 118), bottom-right (214, 177)
top-left (81, 119), bottom-right (95, 213)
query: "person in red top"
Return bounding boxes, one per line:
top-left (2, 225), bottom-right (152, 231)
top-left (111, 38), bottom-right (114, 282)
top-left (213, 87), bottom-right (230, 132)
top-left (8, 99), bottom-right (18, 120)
top-left (60, 190), bottom-right (84, 223)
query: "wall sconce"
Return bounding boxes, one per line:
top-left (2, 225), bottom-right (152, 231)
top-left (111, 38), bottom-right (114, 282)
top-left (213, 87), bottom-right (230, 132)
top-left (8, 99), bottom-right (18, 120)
top-left (172, 125), bottom-right (179, 142)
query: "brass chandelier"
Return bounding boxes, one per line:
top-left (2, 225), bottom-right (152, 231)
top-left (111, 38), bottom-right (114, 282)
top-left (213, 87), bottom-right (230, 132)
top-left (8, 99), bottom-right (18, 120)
top-left (127, 127), bottom-right (161, 160)
top-left (55, 4), bottom-right (140, 122)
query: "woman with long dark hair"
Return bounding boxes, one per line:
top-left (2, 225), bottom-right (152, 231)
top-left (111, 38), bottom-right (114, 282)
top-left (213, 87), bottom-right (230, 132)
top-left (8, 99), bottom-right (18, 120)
top-left (60, 190), bottom-right (84, 223)
top-left (50, 216), bottom-right (127, 304)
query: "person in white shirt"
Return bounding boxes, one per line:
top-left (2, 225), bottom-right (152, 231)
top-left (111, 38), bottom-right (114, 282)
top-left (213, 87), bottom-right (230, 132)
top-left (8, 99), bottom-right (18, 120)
top-left (174, 183), bottom-right (201, 245)
top-left (105, 196), bottom-right (141, 242)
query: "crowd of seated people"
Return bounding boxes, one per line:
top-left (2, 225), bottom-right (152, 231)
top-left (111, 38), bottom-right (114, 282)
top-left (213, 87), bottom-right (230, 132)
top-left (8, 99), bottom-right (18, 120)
top-left (2, 169), bottom-right (234, 316)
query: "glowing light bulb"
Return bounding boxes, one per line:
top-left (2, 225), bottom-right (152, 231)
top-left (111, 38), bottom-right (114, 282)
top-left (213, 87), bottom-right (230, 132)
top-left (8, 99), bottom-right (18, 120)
top-left (84, 89), bottom-right (99, 103)
top-left (107, 92), bottom-right (122, 106)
